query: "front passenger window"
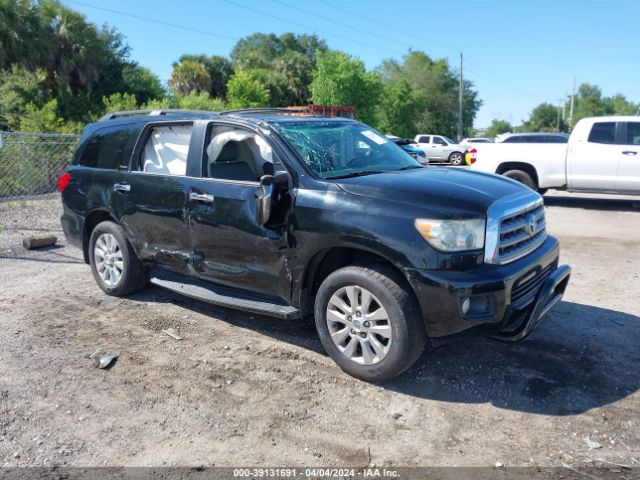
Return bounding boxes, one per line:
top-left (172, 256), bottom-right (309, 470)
top-left (206, 126), bottom-right (274, 182)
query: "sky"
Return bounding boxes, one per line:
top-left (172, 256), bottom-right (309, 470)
top-left (63, 0), bottom-right (640, 128)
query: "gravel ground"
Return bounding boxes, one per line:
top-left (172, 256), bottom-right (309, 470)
top-left (0, 191), bottom-right (639, 471)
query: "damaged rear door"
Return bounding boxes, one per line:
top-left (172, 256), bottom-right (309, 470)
top-left (187, 121), bottom-right (293, 302)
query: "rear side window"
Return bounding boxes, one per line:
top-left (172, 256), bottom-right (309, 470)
top-left (139, 124), bottom-right (193, 176)
top-left (623, 122), bottom-right (640, 145)
top-left (79, 125), bottom-right (136, 169)
top-left (502, 136), bottom-right (521, 143)
top-left (546, 135), bottom-right (569, 143)
top-left (417, 136), bottom-right (430, 143)
top-left (588, 122), bottom-right (616, 144)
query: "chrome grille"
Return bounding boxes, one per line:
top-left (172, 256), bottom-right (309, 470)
top-left (485, 191), bottom-right (547, 265)
top-left (497, 203), bottom-right (546, 263)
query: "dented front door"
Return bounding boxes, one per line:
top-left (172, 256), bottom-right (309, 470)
top-left (187, 177), bottom-right (292, 302)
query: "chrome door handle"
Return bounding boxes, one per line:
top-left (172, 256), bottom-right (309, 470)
top-left (189, 192), bottom-right (214, 203)
top-left (113, 183), bottom-right (130, 192)
top-left (622, 150), bottom-right (638, 156)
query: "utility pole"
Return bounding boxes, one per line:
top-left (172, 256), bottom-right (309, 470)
top-left (556, 98), bottom-right (562, 132)
top-left (569, 76), bottom-right (576, 131)
top-left (457, 53), bottom-right (463, 142)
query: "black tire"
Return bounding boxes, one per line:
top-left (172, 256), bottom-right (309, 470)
top-left (89, 221), bottom-right (148, 296)
top-left (314, 264), bottom-right (426, 382)
top-left (448, 151), bottom-right (464, 166)
top-left (503, 169), bottom-right (536, 190)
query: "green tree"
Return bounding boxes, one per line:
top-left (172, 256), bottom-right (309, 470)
top-left (177, 54), bottom-right (233, 99)
top-left (230, 32), bottom-right (327, 106)
top-left (102, 92), bottom-right (138, 114)
top-left (484, 119), bottom-right (513, 138)
top-left (523, 102), bottom-right (566, 132)
top-left (226, 71), bottom-right (270, 109)
top-left (311, 50), bottom-right (382, 126)
top-left (610, 94), bottom-right (639, 115)
top-left (19, 99), bottom-right (82, 134)
top-left (377, 79), bottom-right (421, 137)
top-left (175, 91), bottom-right (225, 111)
top-left (379, 51), bottom-right (481, 138)
top-left (0, 66), bottom-right (49, 130)
top-left (169, 60), bottom-right (212, 95)
top-left (121, 64), bottom-right (165, 105)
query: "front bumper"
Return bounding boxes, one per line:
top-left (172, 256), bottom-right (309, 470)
top-left (405, 236), bottom-right (571, 340)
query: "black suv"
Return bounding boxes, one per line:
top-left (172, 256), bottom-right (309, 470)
top-left (60, 109), bottom-right (571, 381)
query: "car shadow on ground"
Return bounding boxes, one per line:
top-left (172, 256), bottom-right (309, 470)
top-left (544, 194), bottom-right (640, 211)
top-left (129, 287), bottom-right (639, 416)
top-left (0, 244), bottom-right (84, 264)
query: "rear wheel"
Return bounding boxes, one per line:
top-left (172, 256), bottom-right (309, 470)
top-left (314, 265), bottom-right (426, 382)
top-left (89, 221), bottom-right (148, 296)
top-left (448, 152), bottom-right (464, 166)
top-left (503, 169), bottom-right (536, 190)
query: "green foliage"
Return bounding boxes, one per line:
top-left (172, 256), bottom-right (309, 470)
top-left (226, 71), bottom-right (270, 109)
top-left (175, 91), bottom-right (225, 111)
top-left (377, 79), bottom-right (421, 138)
top-left (484, 119), bottom-right (513, 138)
top-left (169, 60), bottom-right (212, 96)
top-left (177, 54), bottom-right (233, 99)
top-left (230, 32), bottom-right (327, 106)
top-left (0, 66), bottom-right (49, 130)
top-left (121, 64), bottom-right (165, 105)
top-left (522, 102), bottom-right (566, 132)
top-left (379, 51), bottom-right (481, 138)
top-left (311, 50), bottom-right (382, 126)
top-left (102, 93), bottom-right (138, 114)
top-left (19, 99), bottom-right (82, 133)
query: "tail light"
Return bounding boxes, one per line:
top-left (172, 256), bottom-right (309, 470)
top-left (467, 148), bottom-right (477, 165)
top-left (58, 172), bottom-right (71, 192)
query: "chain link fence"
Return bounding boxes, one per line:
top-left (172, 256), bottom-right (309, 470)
top-left (0, 131), bottom-right (80, 199)
top-left (0, 131), bottom-right (80, 256)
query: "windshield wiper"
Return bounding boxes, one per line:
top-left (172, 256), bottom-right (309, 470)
top-left (325, 170), bottom-right (386, 179)
top-left (396, 165), bottom-right (423, 171)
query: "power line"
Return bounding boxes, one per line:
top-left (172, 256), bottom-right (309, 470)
top-left (64, 0), bottom-right (237, 41)
top-left (219, 0), bottom-right (404, 57)
top-left (270, 0), bottom-right (410, 50)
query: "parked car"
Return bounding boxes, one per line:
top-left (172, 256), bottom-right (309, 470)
top-left (386, 135), bottom-right (428, 164)
top-left (60, 108), bottom-right (571, 382)
top-left (414, 134), bottom-right (466, 165)
top-left (461, 137), bottom-right (493, 145)
top-left (495, 132), bottom-right (570, 144)
top-left (466, 116), bottom-right (640, 194)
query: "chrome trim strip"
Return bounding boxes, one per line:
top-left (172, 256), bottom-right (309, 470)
top-left (485, 190), bottom-right (544, 264)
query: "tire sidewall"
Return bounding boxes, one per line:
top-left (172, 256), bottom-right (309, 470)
top-left (314, 267), bottom-right (419, 382)
top-left (504, 169), bottom-right (535, 190)
top-left (89, 221), bottom-right (134, 296)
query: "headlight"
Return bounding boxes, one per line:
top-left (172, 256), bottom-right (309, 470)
top-left (414, 218), bottom-right (485, 252)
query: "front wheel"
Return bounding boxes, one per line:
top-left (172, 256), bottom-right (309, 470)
top-left (448, 152), bottom-right (464, 166)
top-left (314, 265), bottom-right (426, 382)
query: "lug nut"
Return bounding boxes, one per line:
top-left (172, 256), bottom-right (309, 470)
top-left (347, 316), bottom-right (352, 321)
top-left (360, 332), bottom-right (367, 338)
top-left (363, 321), bottom-right (370, 327)
top-left (356, 312), bottom-right (362, 317)
top-left (350, 329), bottom-right (355, 335)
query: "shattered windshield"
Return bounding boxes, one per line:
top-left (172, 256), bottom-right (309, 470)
top-left (273, 121), bottom-right (421, 179)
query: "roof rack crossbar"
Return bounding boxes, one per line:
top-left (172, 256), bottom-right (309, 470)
top-left (99, 109), bottom-right (219, 121)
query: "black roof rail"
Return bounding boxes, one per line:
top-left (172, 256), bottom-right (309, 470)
top-left (98, 109), bottom-right (219, 121)
top-left (220, 107), bottom-right (311, 116)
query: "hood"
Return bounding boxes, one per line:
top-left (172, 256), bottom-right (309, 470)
top-left (333, 167), bottom-right (529, 217)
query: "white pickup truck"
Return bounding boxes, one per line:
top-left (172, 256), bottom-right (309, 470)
top-left (466, 116), bottom-right (640, 194)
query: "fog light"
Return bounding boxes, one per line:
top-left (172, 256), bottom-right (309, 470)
top-left (461, 297), bottom-right (471, 315)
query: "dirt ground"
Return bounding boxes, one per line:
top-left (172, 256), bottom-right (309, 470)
top-left (0, 191), bottom-right (639, 470)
